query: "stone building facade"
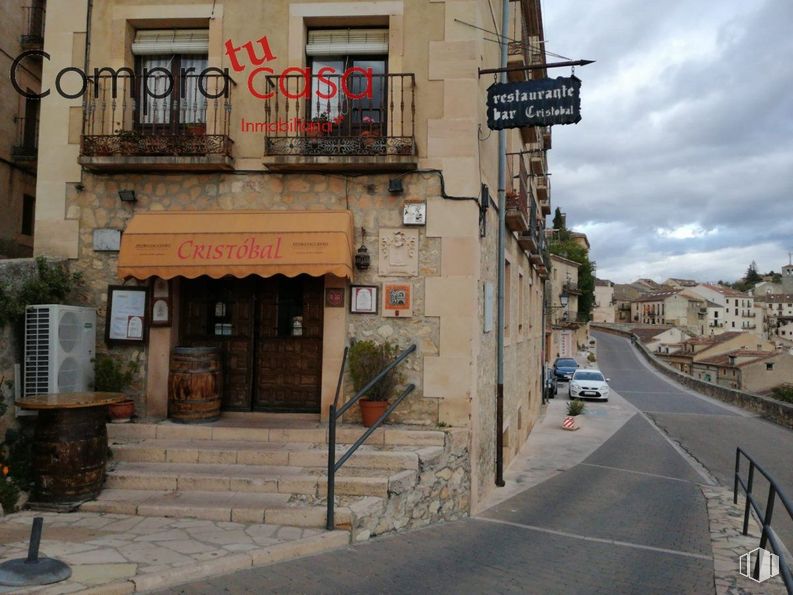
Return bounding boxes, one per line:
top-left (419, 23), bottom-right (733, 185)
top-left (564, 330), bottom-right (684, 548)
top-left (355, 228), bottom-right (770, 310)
top-left (0, 0), bottom-right (43, 257)
top-left (32, 0), bottom-right (552, 515)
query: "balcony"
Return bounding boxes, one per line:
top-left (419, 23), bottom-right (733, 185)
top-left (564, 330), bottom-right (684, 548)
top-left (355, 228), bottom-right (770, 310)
top-left (506, 156), bottom-right (530, 233)
top-left (12, 114), bottom-right (38, 167)
top-left (564, 280), bottom-right (582, 295)
top-left (79, 73), bottom-right (234, 172)
top-left (742, 311), bottom-right (757, 318)
top-left (709, 321), bottom-right (724, 328)
top-left (530, 152), bottom-right (546, 177)
top-left (21, 4), bottom-right (45, 49)
top-left (262, 73), bottom-right (416, 171)
top-left (741, 323), bottom-right (757, 330)
top-left (518, 195), bottom-right (539, 254)
top-left (536, 175), bottom-right (550, 214)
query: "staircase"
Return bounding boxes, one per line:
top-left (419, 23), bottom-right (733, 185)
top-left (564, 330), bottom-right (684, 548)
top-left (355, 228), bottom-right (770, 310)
top-left (80, 416), bottom-right (454, 536)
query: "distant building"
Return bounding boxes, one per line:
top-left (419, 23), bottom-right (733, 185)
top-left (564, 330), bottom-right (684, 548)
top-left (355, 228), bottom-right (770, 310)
top-left (663, 278), bottom-right (698, 289)
top-left (548, 254), bottom-right (585, 358)
top-left (661, 332), bottom-right (775, 375)
top-left (754, 293), bottom-right (793, 347)
top-left (592, 278), bottom-right (615, 323)
top-left (687, 284), bottom-right (760, 336)
top-left (692, 349), bottom-right (793, 393)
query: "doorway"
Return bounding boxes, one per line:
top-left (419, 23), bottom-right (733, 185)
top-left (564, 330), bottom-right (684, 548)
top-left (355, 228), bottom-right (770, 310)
top-left (180, 275), bottom-right (324, 413)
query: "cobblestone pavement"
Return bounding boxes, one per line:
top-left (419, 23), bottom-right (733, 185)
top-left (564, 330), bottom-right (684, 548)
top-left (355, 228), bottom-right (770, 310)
top-left (0, 511), bottom-right (342, 594)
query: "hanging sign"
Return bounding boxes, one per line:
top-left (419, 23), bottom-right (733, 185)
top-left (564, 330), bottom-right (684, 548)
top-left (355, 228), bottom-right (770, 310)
top-left (487, 76), bottom-right (581, 129)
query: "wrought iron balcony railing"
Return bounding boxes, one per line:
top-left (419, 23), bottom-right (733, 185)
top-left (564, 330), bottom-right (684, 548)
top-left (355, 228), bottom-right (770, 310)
top-left (21, 4), bottom-right (45, 48)
top-left (80, 73), bottom-right (234, 162)
top-left (12, 115), bottom-right (38, 160)
top-left (506, 156), bottom-right (530, 233)
top-left (262, 72), bottom-right (415, 159)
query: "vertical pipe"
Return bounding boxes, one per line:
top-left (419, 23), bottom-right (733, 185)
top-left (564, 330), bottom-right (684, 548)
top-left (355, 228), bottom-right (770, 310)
top-left (734, 450), bottom-right (740, 505)
top-left (495, 0), bottom-right (509, 488)
top-left (26, 517), bottom-right (43, 563)
top-left (743, 463), bottom-right (755, 535)
top-left (326, 404), bottom-right (337, 531)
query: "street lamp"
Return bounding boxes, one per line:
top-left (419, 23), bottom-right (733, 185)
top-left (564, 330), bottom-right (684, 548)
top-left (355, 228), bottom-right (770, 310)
top-left (559, 288), bottom-right (569, 322)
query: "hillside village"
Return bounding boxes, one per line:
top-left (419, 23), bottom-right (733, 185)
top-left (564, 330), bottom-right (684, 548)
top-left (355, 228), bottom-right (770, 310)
top-left (591, 259), bottom-right (793, 399)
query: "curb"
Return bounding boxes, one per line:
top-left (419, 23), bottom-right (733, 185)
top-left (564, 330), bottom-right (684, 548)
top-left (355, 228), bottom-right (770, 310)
top-left (54, 530), bottom-right (352, 594)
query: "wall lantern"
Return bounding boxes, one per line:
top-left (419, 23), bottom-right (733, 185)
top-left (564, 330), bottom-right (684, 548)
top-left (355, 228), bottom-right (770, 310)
top-left (560, 287), bottom-right (569, 308)
top-left (355, 227), bottom-right (371, 271)
top-left (118, 189), bottom-right (137, 202)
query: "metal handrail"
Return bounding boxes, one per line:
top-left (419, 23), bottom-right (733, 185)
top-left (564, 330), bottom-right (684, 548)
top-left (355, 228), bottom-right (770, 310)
top-left (734, 447), bottom-right (793, 590)
top-left (326, 343), bottom-right (417, 530)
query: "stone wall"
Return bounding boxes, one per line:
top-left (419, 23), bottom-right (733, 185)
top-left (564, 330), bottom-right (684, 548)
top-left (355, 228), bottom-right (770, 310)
top-left (67, 171), bottom-right (445, 423)
top-left (355, 428), bottom-right (470, 540)
top-left (591, 323), bottom-right (793, 429)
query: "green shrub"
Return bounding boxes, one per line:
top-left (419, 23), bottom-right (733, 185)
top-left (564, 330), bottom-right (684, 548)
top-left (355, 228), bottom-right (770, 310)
top-left (771, 386), bottom-right (793, 404)
top-left (347, 340), bottom-right (403, 402)
top-left (567, 399), bottom-right (586, 416)
top-left (587, 352), bottom-right (596, 363)
top-left (94, 354), bottom-right (138, 393)
top-left (0, 257), bottom-right (82, 328)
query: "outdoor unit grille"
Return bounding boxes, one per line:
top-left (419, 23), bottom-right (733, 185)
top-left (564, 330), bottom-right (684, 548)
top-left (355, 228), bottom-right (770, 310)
top-left (24, 305), bottom-right (96, 396)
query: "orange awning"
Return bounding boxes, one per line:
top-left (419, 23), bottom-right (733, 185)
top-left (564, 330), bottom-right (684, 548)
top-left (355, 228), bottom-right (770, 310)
top-left (117, 210), bottom-right (354, 280)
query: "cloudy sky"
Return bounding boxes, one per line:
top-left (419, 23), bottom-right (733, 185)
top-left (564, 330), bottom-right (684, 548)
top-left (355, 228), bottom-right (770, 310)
top-left (542, 0), bottom-right (793, 283)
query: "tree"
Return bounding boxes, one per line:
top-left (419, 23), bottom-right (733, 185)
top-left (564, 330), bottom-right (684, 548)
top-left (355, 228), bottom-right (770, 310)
top-left (549, 233), bottom-right (596, 322)
top-left (552, 207), bottom-right (566, 232)
top-left (745, 261), bottom-right (761, 285)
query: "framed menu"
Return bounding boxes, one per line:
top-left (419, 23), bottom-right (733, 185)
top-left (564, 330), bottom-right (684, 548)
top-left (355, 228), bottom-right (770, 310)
top-left (350, 285), bottom-right (378, 314)
top-left (106, 285), bottom-right (148, 344)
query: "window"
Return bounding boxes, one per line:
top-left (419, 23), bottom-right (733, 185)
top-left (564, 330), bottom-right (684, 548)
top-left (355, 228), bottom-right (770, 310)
top-left (306, 29), bottom-right (388, 132)
top-left (732, 321), bottom-right (735, 328)
top-left (518, 271), bottom-right (524, 333)
top-left (766, 362), bottom-right (774, 371)
top-left (276, 277), bottom-right (304, 337)
top-left (21, 195), bottom-right (35, 236)
top-left (132, 30), bottom-right (210, 128)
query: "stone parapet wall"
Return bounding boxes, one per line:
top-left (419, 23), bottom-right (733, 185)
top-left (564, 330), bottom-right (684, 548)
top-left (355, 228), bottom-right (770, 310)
top-left (355, 428), bottom-right (470, 540)
top-left (591, 323), bottom-right (793, 429)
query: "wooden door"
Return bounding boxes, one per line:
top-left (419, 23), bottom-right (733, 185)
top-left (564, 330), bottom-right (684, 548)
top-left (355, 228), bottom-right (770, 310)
top-left (180, 277), bottom-right (255, 411)
top-left (254, 275), bottom-right (324, 412)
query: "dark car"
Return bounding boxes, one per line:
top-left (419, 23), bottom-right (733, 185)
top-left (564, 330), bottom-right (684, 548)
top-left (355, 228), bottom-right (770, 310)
top-left (552, 357), bottom-right (579, 381)
top-left (544, 368), bottom-right (558, 399)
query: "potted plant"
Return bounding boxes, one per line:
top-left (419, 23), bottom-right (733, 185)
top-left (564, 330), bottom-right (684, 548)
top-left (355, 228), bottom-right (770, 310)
top-left (563, 399), bottom-right (585, 431)
top-left (359, 116), bottom-right (383, 152)
top-left (94, 354), bottom-right (139, 423)
top-left (348, 339), bottom-right (402, 427)
top-left (306, 112), bottom-right (330, 139)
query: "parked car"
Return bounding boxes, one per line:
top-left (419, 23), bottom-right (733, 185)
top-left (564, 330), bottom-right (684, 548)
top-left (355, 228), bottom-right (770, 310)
top-left (552, 357), bottom-right (579, 381)
top-left (544, 368), bottom-right (558, 400)
top-left (568, 369), bottom-right (611, 401)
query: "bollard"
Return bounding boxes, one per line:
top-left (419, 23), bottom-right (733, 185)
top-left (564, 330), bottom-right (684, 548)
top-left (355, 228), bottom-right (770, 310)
top-left (0, 517), bottom-right (71, 587)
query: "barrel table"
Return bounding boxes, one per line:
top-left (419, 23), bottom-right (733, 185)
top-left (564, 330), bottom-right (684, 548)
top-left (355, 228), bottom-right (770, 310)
top-left (15, 392), bottom-right (126, 509)
top-left (168, 346), bottom-right (223, 423)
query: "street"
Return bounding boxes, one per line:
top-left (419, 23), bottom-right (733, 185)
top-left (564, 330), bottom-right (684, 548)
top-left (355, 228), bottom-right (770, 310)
top-left (160, 332), bottom-right (793, 594)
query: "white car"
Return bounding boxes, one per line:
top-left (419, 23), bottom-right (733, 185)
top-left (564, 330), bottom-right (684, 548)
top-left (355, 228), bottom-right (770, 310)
top-left (568, 369), bottom-right (610, 401)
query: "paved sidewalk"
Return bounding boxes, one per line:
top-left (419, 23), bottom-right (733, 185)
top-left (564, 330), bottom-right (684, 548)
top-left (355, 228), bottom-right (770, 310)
top-left (0, 511), bottom-right (348, 593)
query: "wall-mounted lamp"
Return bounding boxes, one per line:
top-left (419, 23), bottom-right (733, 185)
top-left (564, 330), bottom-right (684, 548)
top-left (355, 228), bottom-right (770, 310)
top-left (560, 288), bottom-right (569, 308)
top-left (118, 189), bottom-right (137, 202)
top-left (388, 178), bottom-right (404, 194)
top-left (355, 227), bottom-right (371, 271)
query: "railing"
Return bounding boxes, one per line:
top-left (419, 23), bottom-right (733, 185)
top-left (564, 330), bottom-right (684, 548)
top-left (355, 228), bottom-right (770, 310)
top-left (326, 343), bottom-right (417, 530)
top-left (506, 156), bottom-right (530, 232)
top-left (709, 321), bottom-right (724, 328)
top-left (81, 73), bottom-right (234, 158)
top-left (734, 447), bottom-right (792, 590)
top-left (21, 4), bottom-right (45, 46)
top-left (564, 280), bottom-right (581, 295)
top-left (13, 115), bottom-right (38, 159)
top-left (263, 72), bottom-right (415, 157)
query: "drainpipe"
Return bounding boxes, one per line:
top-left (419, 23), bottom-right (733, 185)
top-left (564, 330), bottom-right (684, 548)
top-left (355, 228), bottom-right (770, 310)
top-left (495, 0), bottom-right (509, 488)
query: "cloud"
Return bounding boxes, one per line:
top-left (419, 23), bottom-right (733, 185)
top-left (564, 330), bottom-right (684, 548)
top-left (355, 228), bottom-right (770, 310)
top-left (543, 0), bottom-right (793, 282)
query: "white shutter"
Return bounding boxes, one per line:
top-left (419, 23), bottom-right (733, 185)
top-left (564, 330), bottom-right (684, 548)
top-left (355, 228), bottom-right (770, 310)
top-left (306, 29), bottom-right (388, 56)
top-left (132, 29), bottom-right (209, 55)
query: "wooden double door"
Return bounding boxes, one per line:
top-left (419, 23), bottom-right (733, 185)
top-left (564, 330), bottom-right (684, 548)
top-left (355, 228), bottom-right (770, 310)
top-left (180, 275), bottom-right (324, 413)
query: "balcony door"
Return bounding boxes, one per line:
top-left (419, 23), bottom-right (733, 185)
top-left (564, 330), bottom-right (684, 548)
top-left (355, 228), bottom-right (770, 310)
top-left (306, 29), bottom-right (388, 137)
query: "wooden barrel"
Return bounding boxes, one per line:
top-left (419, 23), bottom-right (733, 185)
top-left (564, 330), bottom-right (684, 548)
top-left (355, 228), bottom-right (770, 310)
top-left (168, 346), bottom-right (222, 423)
top-left (32, 407), bottom-right (108, 504)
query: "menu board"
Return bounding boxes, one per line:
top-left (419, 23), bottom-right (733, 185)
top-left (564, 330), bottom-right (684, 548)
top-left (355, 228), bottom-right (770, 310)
top-left (106, 285), bottom-right (148, 344)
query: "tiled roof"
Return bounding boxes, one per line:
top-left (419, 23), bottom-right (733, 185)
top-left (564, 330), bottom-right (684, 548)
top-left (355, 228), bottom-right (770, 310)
top-left (699, 284), bottom-right (750, 298)
top-left (634, 290), bottom-right (681, 303)
top-left (754, 293), bottom-right (793, 303)
top-left (685, 331), bottom-right (743, 346)
top-left (697, 349), bottom-right (776, 367)
top-left (632, 326), bottom-right (673, 342)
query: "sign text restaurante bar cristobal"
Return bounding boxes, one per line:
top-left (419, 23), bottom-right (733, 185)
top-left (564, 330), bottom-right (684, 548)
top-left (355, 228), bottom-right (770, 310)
top-left (486, 76), bottom-right (582, 129)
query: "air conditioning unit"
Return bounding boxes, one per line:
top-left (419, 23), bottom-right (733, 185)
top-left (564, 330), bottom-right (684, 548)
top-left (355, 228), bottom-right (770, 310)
top-left (24, 305), bottom-right (96, 396)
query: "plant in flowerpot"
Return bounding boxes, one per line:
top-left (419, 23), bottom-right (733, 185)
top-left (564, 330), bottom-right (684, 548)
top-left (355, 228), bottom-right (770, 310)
top-left (359, 116), bottom-right (383, 153)
top-left (348, 340), bottom-right (403, 427)
top-left (306, 112), bottom-right (330, 139)
top-left (94, 354), bottom-right (139, 423)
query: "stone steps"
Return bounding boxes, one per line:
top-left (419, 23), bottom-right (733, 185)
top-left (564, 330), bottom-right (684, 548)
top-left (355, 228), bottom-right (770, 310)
top-left (82, 419), bottom-right (458, 535)
top-left (108, 421), bottom-right (446, 448)
top-left (109, 438), bottom-right (435, 471)
top-left (79, 488), bottom-right (356, 527)
top-left (105, 461), bottom-right (418, 498)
